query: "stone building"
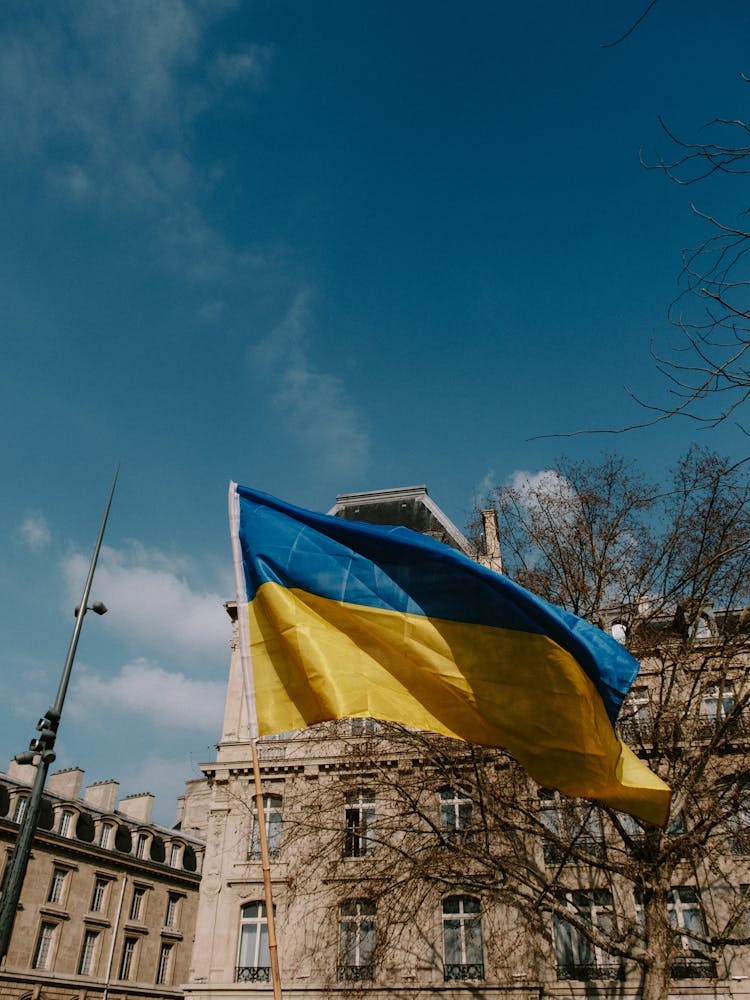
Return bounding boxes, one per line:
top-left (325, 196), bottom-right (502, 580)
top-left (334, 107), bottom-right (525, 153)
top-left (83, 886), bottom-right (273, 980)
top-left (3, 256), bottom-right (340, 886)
top-left (181, 485), bottom-right (750, 1000)
top-left (0, 762), bottom-right (205, 1000)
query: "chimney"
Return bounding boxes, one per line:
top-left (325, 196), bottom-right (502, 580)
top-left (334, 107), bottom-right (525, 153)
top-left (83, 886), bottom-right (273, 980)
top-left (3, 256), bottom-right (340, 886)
top-left (480, 508), bottom-right (503, 575)
top-left (119, 792), bottom-right (154, 825)
top-left (6, 759), bottom-right (36, 785)
top-left (84, 779), bottom-right (120, 814)
top-left (47, 767), bottom-right (84, 800)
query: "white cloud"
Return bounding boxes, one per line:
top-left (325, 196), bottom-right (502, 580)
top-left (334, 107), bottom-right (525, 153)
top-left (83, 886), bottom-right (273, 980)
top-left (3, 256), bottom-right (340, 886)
top-left (214, 44), bottom-right (273, 86)
top-left (70, 658), bottom-right (225, 734)
top-left (18, 511), bottom-right (51, 551)
top-left (61, 542), bottom-right (228, 658)
top-left (250, 292), bottom-right (373, 478)
top-left (508, 468), bottom-right (579, 516)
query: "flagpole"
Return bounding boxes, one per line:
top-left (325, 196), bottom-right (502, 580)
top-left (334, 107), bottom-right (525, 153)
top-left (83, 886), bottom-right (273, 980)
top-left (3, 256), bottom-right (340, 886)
top-left (0, 469), bottom-right (117, 964)
top-left (229, 483), bottom-right (283, 1000)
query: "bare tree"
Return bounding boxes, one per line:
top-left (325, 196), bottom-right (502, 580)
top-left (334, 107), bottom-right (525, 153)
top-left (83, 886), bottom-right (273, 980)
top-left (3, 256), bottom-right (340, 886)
top-left (276, 449), bottom-right (750, 1000)
top-left (640, 95), bottom-right (750, 428)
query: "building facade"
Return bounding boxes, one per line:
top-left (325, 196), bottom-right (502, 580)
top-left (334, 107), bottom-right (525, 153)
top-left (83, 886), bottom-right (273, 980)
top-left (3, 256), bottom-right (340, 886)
top-left (182, 485), bottom-right (750, 1000)
top-left (0, 763), bottom-right (205, 1000)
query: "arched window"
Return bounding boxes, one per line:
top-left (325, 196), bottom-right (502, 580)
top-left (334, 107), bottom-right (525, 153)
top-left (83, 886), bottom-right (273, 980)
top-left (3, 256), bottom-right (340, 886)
top-left (236, 902), bottom-right (273, 982)
top-left (442, 896), bottom-right (484, 981)
top-left (249, 794), bottom-right (283, 859)
top-left (338, 899), bottom-right (376, 981)
top-left (439, 787), bottom-right (473, 842)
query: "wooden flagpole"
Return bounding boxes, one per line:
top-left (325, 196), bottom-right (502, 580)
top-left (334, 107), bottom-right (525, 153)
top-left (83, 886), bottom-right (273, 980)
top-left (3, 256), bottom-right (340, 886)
top-left (229, 483), bottom-right (283, 1000)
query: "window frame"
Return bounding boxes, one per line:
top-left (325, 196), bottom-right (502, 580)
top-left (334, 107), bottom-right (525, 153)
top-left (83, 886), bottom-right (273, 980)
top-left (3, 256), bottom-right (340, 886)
top-left (338, 898), bottom-right (376, 981)
top-left (553, 889), bottom-right (620, 981)
top-left (249, 793), bottom-right (283, 860)
top-left (442, 895), bottom-right (484, 981)
top-left (343, 789), bottom-right (376, 858)
top-left (236, 901), bottom-right (273, 983)
top-left (156, 941), bottom-right (174, 985)
top-left (129, 885), bottom-right (148, 922)
top-left (47, 866), bottom-right (68, 905)
top-left (439, 786), bottom-right (473, 843)
top-left (78, 928), bottom-right (100, 976)
top-left (165, 892), bottom-right (181, 928)
top-left (58, 809), bottom-right (75, 838)
top-left (32, 920), bottom-right (58, 970)
top-left (119, 935), bottom-right (139, 981)
top-left (90, 875), bottom-right (110, 914)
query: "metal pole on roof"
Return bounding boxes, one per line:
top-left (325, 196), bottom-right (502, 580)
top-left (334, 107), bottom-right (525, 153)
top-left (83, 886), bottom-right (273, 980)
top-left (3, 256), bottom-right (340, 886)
top-left (0, 470), bottom-right (117, 965)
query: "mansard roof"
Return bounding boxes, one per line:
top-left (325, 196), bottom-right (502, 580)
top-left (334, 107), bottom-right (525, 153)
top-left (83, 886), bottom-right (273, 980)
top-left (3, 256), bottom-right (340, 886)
top-left (328, 485), bottom-right (473, 556)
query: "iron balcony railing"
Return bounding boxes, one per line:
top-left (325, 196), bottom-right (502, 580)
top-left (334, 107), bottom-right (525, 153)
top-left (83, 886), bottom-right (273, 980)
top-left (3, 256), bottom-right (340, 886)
top-left (557, 962), bottom-right (624, 981)
top-left (443, 962), bottom-right (484, 981)
top-left (337, 964), bottom-right (374, 981)
top-left (671, 955), bottom-right (717, 979)
top-left (236, 966), bottom-right (271, 982)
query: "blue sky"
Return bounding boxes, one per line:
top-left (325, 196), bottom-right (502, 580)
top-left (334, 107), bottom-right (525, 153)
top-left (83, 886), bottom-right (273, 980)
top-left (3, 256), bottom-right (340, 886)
top-left (1, 1), bottom-right (748, 825)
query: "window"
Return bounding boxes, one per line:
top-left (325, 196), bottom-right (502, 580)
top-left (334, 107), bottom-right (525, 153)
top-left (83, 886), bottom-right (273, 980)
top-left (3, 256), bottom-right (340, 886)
top-left (249, 794), bottom-right (283, 859)
top-left (695, 614), bottom-right (714, 639)
top-left (439, 787), bottom-right (473, 843)
top-left (554, 890), bottom-right (620, 981)
top-left (539, 791), bottom-right (605, 863)
top-left (344, 790), bottom-right (375, 857)
top-left (169, 843), bottom-right (181, 868)
top-left (236, 902), bottom-right (272, 982)
top-left (91, 876), bottom-right (110, 913)
top-left (98, 822), bottom-right (113, 849)
top-left (129, 886), bottom-right (147, 921)
top-left (338, 899), bottom-right (376, 981)
top-left (620, 685), bottom-right (651, 740)
top-left (156, 942), bottom-right (174, 985)
top-left (58, 809), bottom-right (74, 837)
top-left (165, 893), bottom-right (180, 928)
top-left (47, 867), bottom-right (67, 905)
top-left (135, 833), bottom-right (148, 859)
top-left (13, 796), bottom-right (28, 823)
top-left (667, 887), bottom-right (716, 978)
top-left (442, 896), bottom-right (484, 981)
top-left (350, 717), bottom-right (377, 736)
top-left (730, 783), bottom-right (750, 855)
top-left (33, 921), bottom-right (57, 969)
top-left (700, 682), bottom-right (735, 733)
top-left (119, 936), bottom-right (138, 980)
top-left (78, 929), bottom-right (100, 976)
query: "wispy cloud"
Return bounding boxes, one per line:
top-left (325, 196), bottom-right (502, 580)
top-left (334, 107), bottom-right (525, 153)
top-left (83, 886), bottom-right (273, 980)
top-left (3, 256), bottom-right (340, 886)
top-left (251, 292), bottom-right (373, 479)
top-left (18, 511), bottom-right (51, 551)
top-left (213, 44), bottom-right (274, 86)
top-left (61, 542), bottom-right (228, 659)
top-left (69, 658), bottom-right (225, 734)
top-left (0, 2), bottom-right (265, 280)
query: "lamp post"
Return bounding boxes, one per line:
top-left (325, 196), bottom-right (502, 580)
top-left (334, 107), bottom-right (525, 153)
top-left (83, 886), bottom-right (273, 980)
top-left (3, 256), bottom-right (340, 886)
top-left (0, 471), bottom-right (117, 964)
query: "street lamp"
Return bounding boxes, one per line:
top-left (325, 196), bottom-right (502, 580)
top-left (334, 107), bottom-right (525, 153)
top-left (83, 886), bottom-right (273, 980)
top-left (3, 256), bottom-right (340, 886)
top-left (0, 471), bottom-right (118, 964)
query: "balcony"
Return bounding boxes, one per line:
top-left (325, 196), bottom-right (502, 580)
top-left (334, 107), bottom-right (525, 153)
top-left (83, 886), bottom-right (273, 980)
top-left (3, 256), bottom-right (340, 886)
top-left (236, 966), bottom-right (271, 982)
top-left (544, 836), bottom-right (606, 865)
top-left (557, 962), bottom-right (624, 981)
top-left (443, 963), bottom-right (484, 981)
top-left (671, 955), bottom-right (717, 979)
top-left (337, 964), bottom-right (374, 981)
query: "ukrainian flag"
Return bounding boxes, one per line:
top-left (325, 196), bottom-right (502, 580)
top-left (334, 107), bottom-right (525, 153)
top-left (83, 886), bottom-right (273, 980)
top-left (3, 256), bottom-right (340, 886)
top-left (229, 484), bottom-right (670, 826)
